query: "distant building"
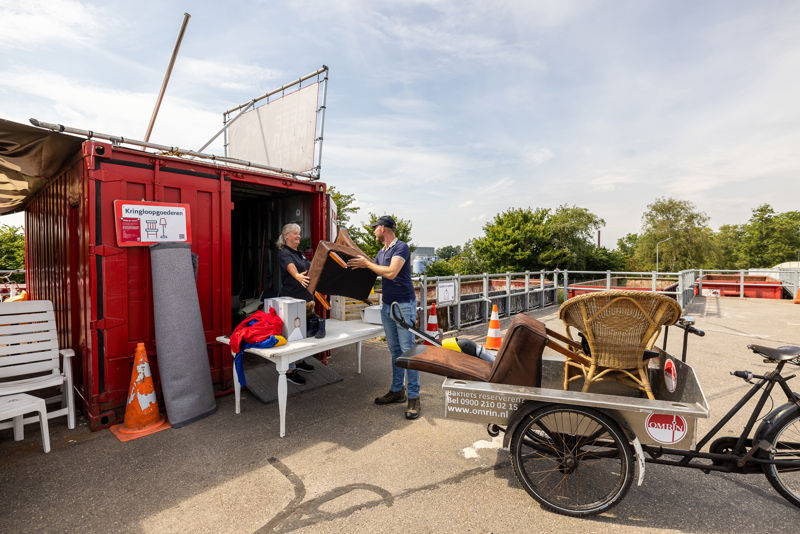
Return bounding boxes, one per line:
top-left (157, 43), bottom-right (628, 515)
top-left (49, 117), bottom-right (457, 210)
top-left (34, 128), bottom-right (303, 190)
top-left (411, 247), bottom-right (436, 274)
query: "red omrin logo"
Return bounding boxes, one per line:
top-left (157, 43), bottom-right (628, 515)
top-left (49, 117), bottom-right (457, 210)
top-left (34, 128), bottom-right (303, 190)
top-left (645, 413), bottom-right (687, 444)
top-left (664, 359), bottom-right (678, 393)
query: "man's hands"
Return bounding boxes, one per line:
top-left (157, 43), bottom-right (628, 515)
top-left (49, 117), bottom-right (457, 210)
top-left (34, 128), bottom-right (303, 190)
top-left (347, 256), bottom-right (370, 269)
top-left (348, 255), bottom-right (404, 280)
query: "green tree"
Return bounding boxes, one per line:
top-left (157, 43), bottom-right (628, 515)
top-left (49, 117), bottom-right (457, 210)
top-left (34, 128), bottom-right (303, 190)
top-left (615, 232), bottom-right (644, 270)
top-left (634, 197), bottom-right (714, 271)
top-left (586, 247), bottom-right (628, 271)
top-left (471, 205), bottom-right (605, 272)
top-left (449, 240), bottom-right (488, 275)
top-left (435, 245), bottom-right (461, 261)
top-left (353, 212), bottom-right (415, 258)
top-left (0, 225), bottom-right (25, 283)
top-left (542, 205), bottom-right (605, 270)
top-left (424, 259), bottom-right (455, 277)
top-left (328, 186), bottom-right (359, 232)
top-left (472, 207), bottom-right (551, 272)
top-left (736, 205), bottom-right (800, 267)
top-left (616, 233), bottom-right (639, 257)
top-left (711, 224), bottom-right (744, 269)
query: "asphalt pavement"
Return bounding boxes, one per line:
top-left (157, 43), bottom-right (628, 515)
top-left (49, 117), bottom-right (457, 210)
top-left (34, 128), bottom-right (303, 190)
top-left (1, 296), bottom-right (799, 533)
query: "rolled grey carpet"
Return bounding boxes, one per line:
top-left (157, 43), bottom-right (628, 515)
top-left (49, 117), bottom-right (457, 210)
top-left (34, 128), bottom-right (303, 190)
top-left (150, 243), bottom-right (216, 427)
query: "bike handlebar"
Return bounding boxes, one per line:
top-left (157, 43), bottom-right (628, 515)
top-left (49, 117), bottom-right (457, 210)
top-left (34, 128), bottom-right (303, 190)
top-left (686, 326), bottom-right (705, 337)
top-left (731, 370), bottom-right (753, 380)
top-left (676, 323), bottom-right (705, 337)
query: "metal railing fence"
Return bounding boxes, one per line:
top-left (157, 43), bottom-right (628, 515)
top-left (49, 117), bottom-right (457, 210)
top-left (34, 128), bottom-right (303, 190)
top-left (412, 267), bottom-right (800, 333)
top-left (415, 271), bottom-right (560, 331)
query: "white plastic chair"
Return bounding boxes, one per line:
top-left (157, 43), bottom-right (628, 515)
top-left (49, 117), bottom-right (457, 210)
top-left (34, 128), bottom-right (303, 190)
top-left (0, 393), bottom-right (50, 452)
top-left (0, 301), bottom-right (76, 436)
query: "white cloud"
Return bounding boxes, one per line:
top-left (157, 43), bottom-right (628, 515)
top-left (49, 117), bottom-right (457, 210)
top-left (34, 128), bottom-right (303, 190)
top-left (0, 67), bottom-right (224, 151)
top-left (0, 0), bottom-right (105, 49)
top-left (378, 97), bottom-right (436, 114)
top-left (175, 57), bottom-right (283, 93)
top-left (523, 145), bottom-right (554, 166)
top-left (590, 173), bottom-right (636, 193)
top-left (478, 176), bottom-right (515, 196)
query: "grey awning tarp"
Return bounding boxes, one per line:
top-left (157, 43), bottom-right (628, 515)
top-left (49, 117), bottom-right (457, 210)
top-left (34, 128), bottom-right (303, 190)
top-left (0, 118), bottom-right (84, 214)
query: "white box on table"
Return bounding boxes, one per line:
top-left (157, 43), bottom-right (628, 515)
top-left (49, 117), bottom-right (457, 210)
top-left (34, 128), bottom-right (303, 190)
top-left (265, 297), bottom-right (306, 340)
top-left (360, 305), bottom-right (382, 325)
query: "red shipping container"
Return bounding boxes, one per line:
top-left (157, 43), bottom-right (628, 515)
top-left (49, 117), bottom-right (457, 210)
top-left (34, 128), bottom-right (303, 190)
top-left (24, 140), bottom-right (328, 429)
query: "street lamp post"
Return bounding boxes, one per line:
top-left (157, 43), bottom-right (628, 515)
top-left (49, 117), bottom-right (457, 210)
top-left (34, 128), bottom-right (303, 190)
top-left (656, 237), bottom-right (672, 276)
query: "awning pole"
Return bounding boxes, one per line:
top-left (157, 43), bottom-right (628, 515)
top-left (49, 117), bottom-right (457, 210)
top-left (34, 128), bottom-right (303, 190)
top-left (195, 100), bottom-right (255, 154)
top-left (29, 118), bottom-right (317, 180)
top-left (144, 12), bottom-right (191, 142)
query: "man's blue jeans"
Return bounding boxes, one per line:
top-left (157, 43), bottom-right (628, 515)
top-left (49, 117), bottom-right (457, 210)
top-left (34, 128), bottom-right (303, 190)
top-left (380, 300), bottom-right (419, 399)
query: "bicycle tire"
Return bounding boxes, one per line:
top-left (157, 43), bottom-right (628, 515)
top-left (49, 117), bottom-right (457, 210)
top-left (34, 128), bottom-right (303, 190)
top-left (509, 404), bottom-right (634, 517)
top-left (762, 411), bottom-right (800, 508)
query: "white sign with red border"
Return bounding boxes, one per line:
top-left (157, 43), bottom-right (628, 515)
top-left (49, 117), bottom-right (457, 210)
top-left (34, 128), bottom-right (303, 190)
top-left (114, 200), bottom-right (192, 247)
top-left (663, 358), bottom-right (678, 393)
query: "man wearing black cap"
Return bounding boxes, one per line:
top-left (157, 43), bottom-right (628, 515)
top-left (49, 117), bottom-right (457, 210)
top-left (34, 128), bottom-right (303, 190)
top-left (347, 215), bottom-right (420, 420)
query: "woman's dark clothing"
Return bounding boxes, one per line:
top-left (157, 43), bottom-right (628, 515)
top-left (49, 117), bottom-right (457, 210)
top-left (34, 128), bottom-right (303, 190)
top-left (278, 246), bottom-right (313, 302)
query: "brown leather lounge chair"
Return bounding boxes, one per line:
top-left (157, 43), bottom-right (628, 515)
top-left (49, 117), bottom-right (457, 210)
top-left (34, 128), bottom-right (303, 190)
top-left (306, 230), bottom-right (377, 303)
top-left (396, 313), bottom-right (589, 387)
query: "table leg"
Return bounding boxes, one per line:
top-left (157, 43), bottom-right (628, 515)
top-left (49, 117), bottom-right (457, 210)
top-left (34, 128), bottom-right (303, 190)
top-left (357, 341), bottom-right (362, 374)
top-left (278, 369), bottom-right (287, 438)
top-left (233, 364), bottom-right (241, 415)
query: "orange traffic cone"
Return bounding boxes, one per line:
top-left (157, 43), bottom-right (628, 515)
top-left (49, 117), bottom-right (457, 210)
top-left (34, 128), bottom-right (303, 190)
top-left (485, 305), bottom-right (502, 350)
top-left (794, 290), bottom-right (800, 304)
top-left (424, 303), bottom-right (441, 345)
top-left (110, 343), bottom-right (171, 442)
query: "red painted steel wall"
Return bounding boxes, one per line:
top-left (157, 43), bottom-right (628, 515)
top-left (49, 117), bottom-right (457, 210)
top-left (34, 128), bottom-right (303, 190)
top-left (25, 140), bottom-right (326, 429)
top-left (694, 276), bottom-right (783, 299)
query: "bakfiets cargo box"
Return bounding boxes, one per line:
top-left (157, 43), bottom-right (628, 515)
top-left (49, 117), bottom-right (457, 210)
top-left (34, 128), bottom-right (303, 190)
top-left (22, 139), bottom-right (328, 429)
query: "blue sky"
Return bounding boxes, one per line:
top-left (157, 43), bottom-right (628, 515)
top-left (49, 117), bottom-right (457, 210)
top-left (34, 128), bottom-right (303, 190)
top-left (2, 1), bottom-right (799, 249)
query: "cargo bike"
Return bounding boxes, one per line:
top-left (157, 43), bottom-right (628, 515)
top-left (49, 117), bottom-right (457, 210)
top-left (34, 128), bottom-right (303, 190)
top-left (392, 290), bottom-right (800, 517)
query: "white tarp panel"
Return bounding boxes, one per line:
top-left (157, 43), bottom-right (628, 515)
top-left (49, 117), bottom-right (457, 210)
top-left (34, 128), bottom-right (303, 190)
top-left (227, 83), bottom-right (318, 173)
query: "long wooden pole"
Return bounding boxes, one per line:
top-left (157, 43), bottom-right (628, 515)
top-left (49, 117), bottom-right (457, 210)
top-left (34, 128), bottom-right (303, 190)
top-left (144, 12), bottom-right (191, 142)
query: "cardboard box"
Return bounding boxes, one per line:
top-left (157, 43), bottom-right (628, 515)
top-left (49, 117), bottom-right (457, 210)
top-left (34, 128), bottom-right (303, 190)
top-left (265, 297), bottom-right (306, 340)
top-left (331, 294), bottom-right (377, 321)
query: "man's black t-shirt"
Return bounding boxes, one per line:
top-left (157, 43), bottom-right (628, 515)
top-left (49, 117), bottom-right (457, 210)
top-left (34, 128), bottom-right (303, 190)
top-left (278, 247), bottom-right (313, 302)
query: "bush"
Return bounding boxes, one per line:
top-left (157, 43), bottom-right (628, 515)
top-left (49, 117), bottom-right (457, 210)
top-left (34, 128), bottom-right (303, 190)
top-left (424, 259), bottom-right (455, 277)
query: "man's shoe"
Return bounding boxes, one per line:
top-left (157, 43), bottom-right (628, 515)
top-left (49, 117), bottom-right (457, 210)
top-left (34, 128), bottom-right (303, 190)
top-left (286, 371), bottom-right (306, 385)
top-left (374, 387), bottom-right (406, 405)
top-left (295, 360), bottom-right (315, 373)
top-left (405, 398), bottom-right (421, 420)
top-left (314, 318), bottom-right (326, 339)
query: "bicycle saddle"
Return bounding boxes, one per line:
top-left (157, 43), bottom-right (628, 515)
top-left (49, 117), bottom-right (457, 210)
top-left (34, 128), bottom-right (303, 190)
top-left (748, 344), bottom-right (800, 361)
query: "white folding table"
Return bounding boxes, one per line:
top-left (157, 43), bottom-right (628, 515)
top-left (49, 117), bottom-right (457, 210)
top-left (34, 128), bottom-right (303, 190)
top-left (217, 319), bottom-right (383, 437)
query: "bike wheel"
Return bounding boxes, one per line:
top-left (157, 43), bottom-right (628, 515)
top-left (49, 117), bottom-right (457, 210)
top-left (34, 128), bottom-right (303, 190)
top-left (509, 404), bottom-right (634, 517)
top-left (763, 412), bottom-right (800, 508)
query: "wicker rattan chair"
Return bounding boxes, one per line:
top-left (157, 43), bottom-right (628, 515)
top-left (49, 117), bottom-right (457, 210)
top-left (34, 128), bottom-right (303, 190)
top-left (559, 290), bottom-right (681, 399)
